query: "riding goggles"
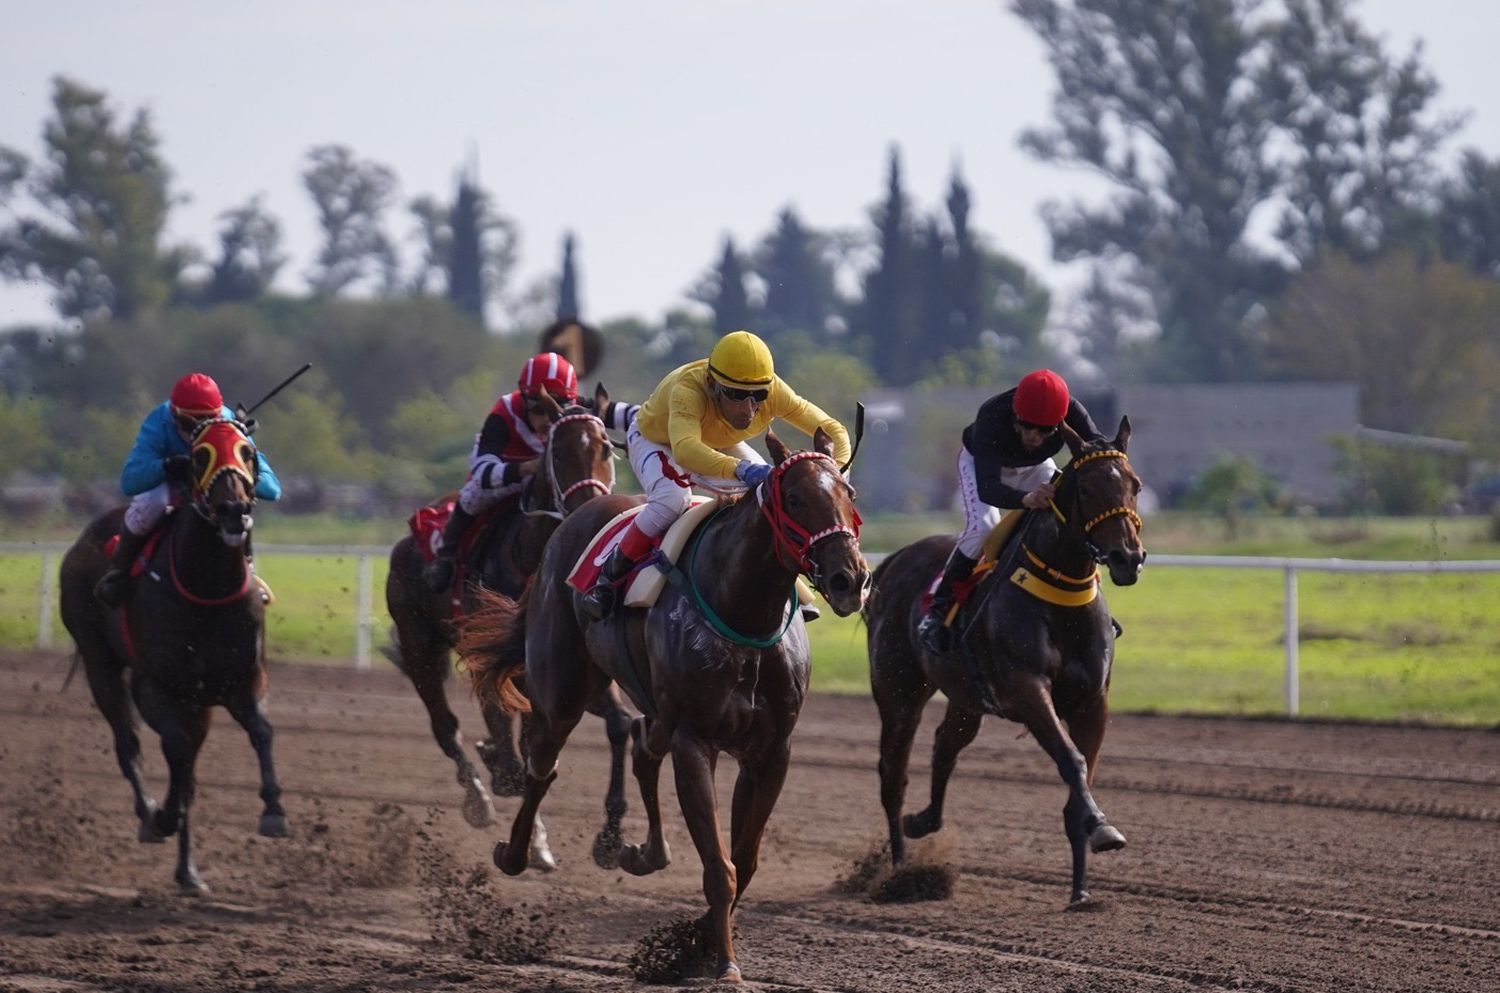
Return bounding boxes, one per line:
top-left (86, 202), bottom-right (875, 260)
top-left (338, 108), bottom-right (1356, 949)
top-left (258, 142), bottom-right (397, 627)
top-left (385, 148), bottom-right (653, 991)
top-left (1015, 416), bottom-right (1059, 435)
top-left (718, 385), bottom-right (770, 404)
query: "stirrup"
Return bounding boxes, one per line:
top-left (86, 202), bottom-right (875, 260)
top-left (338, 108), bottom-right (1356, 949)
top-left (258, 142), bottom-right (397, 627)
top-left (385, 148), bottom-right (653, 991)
top-left (580, 580), bottom-right (618, 620)
top-left (916, 610), bottom-right (952, 654)
top-left (423, 555), bottom-right (455, 594)
top-left (94, 569), bottom-right (130, 608)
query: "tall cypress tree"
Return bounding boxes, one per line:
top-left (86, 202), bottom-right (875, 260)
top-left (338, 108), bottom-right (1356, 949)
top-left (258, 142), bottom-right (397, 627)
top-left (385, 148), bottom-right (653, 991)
top-left (917, 217), bottom-right (951, 361)
top-left (945, 167), bottom-right (982, 353)
top-left (447, 174), bottom-right (484, 318)
top-left (857, 147), bottom-right (920, 385)
top-left (556, 232), bottom-right (580, 319)
top-left (757, 206), bottom-right (837, 341)
top-left (710, 236), bottom-right (751, 332)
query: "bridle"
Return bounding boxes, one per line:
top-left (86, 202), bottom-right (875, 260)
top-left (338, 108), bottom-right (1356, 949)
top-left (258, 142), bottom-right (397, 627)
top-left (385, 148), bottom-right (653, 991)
top-left (529, 409), bottom-right (614, 521)
top-left (169, 418), bottom-right (257, 605)
top-left (1046, 448), bottom-right (1142, 563)
top-left (755, 451), bottom-right (863, 593)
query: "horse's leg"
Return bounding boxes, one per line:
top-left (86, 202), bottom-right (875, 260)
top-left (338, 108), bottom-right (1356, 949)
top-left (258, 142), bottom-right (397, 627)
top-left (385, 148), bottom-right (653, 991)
top-left (872, 647), bottom-right (935, 865)
top-left (477, 699), bottom-right (526, 798)
top-left (491, 708), bottom-right (578, 877)
top-left (222, 689), bottom-right (290, 838)
top-left (903, 701), bottom-right (983, 840)
top-left (672, 734), bottom-right (741, 984)
top-left (1011, 674), bottom-right (1120, 905)
top-left (137, 680), bottom-right (211, 893)
top-left (1061, 692), bottom-right (1125, 905)
top-left (590, 683), bottom-right (631, 869)
top-left (80, 654), bottom-right (162, 843)
top-left (407, 648), bottom-right (496, 828)
top-left (618, 715), bottom-right (672, 875)
top-left (728, 741), bottom-right (790, 906)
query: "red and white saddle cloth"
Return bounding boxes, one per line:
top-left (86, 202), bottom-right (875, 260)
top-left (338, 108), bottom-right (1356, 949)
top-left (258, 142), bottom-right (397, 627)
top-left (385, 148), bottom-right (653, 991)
top-left (566, 496), bottom-right (715, 607)
top-left (406, 493), bottom-right (518, 563)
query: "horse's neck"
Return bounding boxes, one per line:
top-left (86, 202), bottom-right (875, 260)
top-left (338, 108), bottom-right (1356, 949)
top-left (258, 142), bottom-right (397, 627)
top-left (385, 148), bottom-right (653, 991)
top-left (1017, 508), bottom-right (1094, 577)
top-left (696, 499), bottom-right (794, 636)
top-left (168, 510), bottom-right (248, 595)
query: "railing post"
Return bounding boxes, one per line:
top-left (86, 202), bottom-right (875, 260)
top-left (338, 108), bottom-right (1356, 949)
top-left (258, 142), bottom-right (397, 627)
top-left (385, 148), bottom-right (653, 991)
top-left (1283, 565), bottom-right (1299, 716)
top-left (38, 551), bottom-right (57, 650)
top-left (355, 553), bottom-right (374, 671)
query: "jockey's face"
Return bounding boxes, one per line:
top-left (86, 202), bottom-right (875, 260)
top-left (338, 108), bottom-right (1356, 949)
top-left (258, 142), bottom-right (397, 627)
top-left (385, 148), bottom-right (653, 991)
top-left (711, 379), bottom-right (764, 431)
top-left (173, 410), bottom-right (210, 442)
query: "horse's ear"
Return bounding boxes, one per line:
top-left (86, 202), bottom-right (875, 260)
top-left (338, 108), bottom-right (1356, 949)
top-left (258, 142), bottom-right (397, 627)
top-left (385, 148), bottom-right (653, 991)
top-left (765, 428), bottom-right (790, 465)
top-left (813, 426), bottom-right (835, 458)
top-left (1059, 421), bottom-right (1084, 458)
top-left (1113, 414), bottom-right (1131, 453)
top-left (593, 381), bottom-right (610, 412)
top-left (535, 391), bottom-right (564, 421)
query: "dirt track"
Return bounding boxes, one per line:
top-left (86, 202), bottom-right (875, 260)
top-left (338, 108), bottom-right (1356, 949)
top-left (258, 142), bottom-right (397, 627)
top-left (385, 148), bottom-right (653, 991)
top-left (2, 647), bottom-right (1497, 992)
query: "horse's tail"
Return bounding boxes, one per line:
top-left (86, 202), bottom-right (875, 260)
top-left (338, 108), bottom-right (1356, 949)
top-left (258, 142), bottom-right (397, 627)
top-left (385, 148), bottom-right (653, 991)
top-left (456, 585), bottom-right (532, 715)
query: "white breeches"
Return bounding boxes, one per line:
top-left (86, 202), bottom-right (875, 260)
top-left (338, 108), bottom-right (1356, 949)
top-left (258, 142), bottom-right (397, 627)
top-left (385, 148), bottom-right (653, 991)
top-left (954, 449), bottom-right (1055, 559)
top-left (626, 419), bottom-right (763, 538)
top-left (124, 484), bottom-right (173, 536)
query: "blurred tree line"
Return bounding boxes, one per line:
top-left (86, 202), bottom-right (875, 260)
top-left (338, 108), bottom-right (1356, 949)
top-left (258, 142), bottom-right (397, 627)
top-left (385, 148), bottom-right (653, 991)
top-left (2, 0), bottom-right (1499, 512)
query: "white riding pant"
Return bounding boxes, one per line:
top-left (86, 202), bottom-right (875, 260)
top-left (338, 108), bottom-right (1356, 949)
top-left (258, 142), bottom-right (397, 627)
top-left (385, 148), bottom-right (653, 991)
top-left (124, 483), bottom-right (174, 536)
top-left (626, 418), bottom-right (764, 538)
top-left (954, 449), bottom-right (1056, 559)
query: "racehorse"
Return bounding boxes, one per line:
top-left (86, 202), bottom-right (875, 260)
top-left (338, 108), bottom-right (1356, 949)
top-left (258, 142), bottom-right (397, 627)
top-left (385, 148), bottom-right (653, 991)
top-left (384, 387), bottom-right (630, 860)
top-left (58, 417), bottom-right (286, 893)
top-left (459, 427), bottom-right (868, 983)
top-left (864, 417), bottom-right (1145, 906)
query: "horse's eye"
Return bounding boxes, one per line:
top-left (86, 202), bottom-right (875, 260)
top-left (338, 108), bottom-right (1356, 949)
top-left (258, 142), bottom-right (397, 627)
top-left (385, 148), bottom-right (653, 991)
top-left (238, 443), bottom-right (254, 465)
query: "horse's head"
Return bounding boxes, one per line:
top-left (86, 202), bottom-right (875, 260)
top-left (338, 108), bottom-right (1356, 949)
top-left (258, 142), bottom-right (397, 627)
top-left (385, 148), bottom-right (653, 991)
top-left (530, 383), bottom-right (616, 518)
top-left (1056, 416), bottom-right (1146, 586)
top-left (760, 427), bottom-right (869, 617)
top-left (186, 418), bottom-right (258, 547)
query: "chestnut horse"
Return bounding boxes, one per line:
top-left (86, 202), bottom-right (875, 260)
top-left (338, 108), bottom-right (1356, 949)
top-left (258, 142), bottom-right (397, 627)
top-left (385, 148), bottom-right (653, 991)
top-left (58, 417), bottom-right (286, 893)
top-left (864, 417), bottom-right (1145, 906)
top-left (385, 387), bottom-right (628, 862)
top-left (460, 428), bottom-right (868, 983)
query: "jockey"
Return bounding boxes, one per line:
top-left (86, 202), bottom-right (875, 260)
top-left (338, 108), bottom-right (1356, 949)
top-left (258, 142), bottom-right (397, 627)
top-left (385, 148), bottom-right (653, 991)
top-left (917, 368), bottom-right (1107, 653)
top-left (424, 351), bottom-right (629, 593)
top-left (580, 329), bottom-right (852, 620)
top-left (94, 373), bottom-right (282, 608)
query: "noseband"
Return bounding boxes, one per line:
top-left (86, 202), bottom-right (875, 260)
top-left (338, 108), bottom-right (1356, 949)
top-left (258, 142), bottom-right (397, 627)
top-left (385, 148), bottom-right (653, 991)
top-left (533, 410), bottom-right (613, 520)
top-left (756, 451), bottom-right (862, 589)
top-left (1047, 449), bottom-right (1142, 563)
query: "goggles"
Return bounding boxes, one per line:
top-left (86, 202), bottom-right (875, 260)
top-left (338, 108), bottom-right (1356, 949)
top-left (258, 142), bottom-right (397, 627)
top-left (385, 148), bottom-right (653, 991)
top-left (1015, 416), bottom-right (1059, 435)
top-left (718, 384), bottom-right (769, 404)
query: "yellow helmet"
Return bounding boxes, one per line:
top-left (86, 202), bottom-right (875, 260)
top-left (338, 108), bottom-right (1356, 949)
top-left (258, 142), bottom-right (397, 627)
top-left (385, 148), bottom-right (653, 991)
top-left (707, 330), bottom-right (774, 388)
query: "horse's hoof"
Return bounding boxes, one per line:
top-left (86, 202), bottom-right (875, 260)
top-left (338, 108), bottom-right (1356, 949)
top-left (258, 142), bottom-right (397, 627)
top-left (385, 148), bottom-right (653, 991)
top-left (717, 961), bottom-right (743, 984)
top-left (137, 805), bottom-right (166, 844)
top-left (461, 784), bottom-right (498, 828)
top-left (591, 827), bottom-right (623, 869)
top-left (1089, 823), bottom-right (1126, 853)
top-left (176, 869), bottom-right (209, 895)
top-left (493, 841), bottom-right (526, 877)
top-left (152, 808), bottom-right (179, 839)
top-left (258, 813), bottom-right (291, 838)
top-left (1066, 891), bottom-right (1105, 911)
top-left (476, 740), bottom-right (524, 798)
top-left (618, 841), bottom-right (669, 876)
top-left (902, 808), bottom-right (940, 839)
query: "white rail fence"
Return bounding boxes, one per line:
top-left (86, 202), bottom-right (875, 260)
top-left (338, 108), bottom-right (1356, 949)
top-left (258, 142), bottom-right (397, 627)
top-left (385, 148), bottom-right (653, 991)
top-left (6, 543), bottom-right (1499, 716)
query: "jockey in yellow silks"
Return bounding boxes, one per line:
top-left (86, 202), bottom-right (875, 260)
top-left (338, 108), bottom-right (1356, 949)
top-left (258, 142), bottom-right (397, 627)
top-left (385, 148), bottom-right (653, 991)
top-left (580, 330), bottom-right (851, 619)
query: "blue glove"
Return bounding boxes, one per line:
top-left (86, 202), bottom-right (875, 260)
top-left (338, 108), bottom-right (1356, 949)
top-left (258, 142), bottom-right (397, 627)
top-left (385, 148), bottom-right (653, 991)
top-left (735, 460), bottom-right (772, 487)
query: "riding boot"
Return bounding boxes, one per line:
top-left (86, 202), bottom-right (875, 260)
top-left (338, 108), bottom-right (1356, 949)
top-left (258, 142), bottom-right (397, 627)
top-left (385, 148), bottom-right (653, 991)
top-left (424, 506), bottom-right (475, 593)
top-left (580, 547), bottom-right (639, 621)
top-left (94, 528), bottom-right (149, 608)
top-left (916, 548), bottom-right (978, 654)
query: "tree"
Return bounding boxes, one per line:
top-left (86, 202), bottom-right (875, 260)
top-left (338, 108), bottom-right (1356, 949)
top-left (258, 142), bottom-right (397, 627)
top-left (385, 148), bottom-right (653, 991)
top-left (855, 147), bottom-right (921, 385)
top-left (0, 76), bottom-right (186, 321)
top-left (1013, 0), bottom-right (1280, 381)
top-left (756, 206), bottom-right (837, 341)
top-left (706, 236), bottom-right (750, 332)
top-left (447, 176), bottom-right (484, 318)
top-left (556, 232), bottom-right (580, 320)
top-left (1263, 251), bottom-right (1500, 446)
top-left (1436, 150), bottom-right (1500, 279)
top-left (409, 169), bottom-right (519, 321)
top-left (944, 168), bottom-right (982, 354)
top-left (201, 195), bottom-right (285, 305)
top-left (1263, 0), bottom-right (1460, 263)
top-left (302, 145), bottom-right (399, 297)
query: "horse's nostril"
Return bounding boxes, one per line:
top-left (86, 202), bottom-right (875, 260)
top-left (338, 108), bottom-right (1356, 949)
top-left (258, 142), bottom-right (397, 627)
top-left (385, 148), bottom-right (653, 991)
top-left (828, 572), bottom-right (852, 595)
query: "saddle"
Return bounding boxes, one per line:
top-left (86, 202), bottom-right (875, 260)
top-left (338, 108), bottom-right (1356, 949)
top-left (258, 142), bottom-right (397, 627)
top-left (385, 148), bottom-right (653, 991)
top-left (567, 499), bottom-right (818, 611)
top-left (407, 493), bottom-right (521, 615)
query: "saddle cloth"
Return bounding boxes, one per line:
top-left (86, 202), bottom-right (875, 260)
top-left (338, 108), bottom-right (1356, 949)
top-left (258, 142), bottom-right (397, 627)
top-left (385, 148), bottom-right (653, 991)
top-left (919, 507), bottom-right (1025, 614)
top-left (566, 497), bottom-right (715, 607)
top-left (407, 493), bottom-right (518, 563)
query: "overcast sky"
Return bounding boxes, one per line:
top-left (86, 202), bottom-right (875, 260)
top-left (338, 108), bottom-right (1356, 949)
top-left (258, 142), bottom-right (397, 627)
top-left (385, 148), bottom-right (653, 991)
top-left (3, 0), bottom-right (1498, 332)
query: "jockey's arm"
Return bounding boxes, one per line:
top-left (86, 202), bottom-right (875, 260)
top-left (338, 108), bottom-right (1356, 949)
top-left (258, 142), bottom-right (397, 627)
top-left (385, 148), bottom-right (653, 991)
top-left (665, 385), bottom-right (742, 479)
top-left (252, 453), bottom-right (282, 501)
top-left (119, 404), bottom-right (177, 496)
top-left (767, 381), bottom-right (852, 466)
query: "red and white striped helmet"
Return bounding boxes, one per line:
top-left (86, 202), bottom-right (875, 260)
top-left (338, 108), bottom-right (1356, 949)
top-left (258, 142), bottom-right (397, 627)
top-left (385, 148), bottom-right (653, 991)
top-left (517, 352), bottom-right (578, 402)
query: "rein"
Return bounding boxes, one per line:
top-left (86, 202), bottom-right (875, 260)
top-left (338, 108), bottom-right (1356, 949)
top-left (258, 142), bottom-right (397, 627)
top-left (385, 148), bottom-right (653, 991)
top-left (682, 505), bottom-right (799, 649)
top-left (532, 410), bottom-right (613, 521)
top-left (1045, 449), bottom-right (1142, 564)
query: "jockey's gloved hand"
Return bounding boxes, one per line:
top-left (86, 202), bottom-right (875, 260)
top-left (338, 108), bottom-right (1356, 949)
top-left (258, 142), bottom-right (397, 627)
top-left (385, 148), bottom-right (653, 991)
top-left (233, 404), bottom-right (258, 435)
top-left (734, 460), bottom-right (771, 487)
top-left (162, 454), bottom-right (192, 482)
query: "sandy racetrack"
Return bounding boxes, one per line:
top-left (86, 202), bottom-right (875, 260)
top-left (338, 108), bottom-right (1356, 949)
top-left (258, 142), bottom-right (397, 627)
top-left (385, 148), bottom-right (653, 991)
top-left (2, 647), bottom-right (1497, 992)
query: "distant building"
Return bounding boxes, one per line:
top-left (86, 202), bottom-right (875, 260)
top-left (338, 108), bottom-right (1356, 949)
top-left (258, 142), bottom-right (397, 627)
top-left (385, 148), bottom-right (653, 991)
top-left (855, 382), bottom-right (1361, 512)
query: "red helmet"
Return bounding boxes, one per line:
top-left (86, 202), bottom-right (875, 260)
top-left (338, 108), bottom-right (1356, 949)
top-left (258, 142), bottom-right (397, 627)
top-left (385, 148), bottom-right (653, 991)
top-left (169, 373), bottom-right (223, 418)
top-left (518, 352), bottom-right (578, 402)
top-left (1014, 369), bottom-right (1069, 425)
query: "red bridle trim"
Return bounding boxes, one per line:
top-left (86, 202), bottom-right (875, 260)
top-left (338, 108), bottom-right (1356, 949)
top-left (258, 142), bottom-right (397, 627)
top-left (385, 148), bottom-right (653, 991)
top-left (757, 451), bottom-right (862, 575)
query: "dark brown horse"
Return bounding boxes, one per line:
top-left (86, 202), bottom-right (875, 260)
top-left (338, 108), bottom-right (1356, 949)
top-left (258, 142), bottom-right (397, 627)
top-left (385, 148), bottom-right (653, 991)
top-left (865, 418), bottom-right (1145, 906)
top-left (460, 428), bottom-right (868, 983)
top-left (385, 386), bottom-right (629, 864)
top-left (58, 417), bottom-right (286, 893)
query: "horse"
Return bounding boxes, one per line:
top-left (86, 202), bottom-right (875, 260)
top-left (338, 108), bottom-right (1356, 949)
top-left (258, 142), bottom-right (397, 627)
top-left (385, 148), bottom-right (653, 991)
top-left (58, 417), bottom-right (286, 893)
top-left (384, 386), bottom-right (632, 863)
top-left (459, 427), bottom-right (868, 983)
top-left (864, 417), bottom-right (1145, 907)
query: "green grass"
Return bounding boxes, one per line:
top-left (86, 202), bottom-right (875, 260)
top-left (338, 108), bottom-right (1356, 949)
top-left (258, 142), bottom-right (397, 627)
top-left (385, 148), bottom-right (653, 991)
top-left (7, 511), bottom-right (1500, 725)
